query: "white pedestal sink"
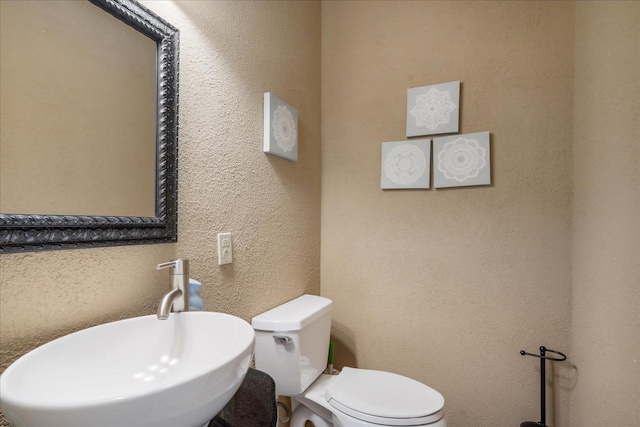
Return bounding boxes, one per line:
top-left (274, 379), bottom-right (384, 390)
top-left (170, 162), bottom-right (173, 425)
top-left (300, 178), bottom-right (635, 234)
top-left (0, 312), bottom-right (255, 427)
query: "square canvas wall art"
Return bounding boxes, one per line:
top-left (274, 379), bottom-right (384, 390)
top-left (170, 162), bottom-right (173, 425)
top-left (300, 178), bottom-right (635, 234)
top-left (381, 139), bottom-right (431, 189)
top-left (433, 131), bottom-right (490, 188)
top-left (406, 81), bottom-right (460, 137)
top-left (264, 92), bottom-right (298, 161)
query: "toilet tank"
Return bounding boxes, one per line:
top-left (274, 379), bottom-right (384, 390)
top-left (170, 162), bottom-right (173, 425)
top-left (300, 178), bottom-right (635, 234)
top-left (251, 295), bottom-right (332, 396)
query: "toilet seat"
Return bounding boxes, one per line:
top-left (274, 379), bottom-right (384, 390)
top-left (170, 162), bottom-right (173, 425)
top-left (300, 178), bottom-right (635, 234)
top-left (325, 367), bottom-right (445, 426)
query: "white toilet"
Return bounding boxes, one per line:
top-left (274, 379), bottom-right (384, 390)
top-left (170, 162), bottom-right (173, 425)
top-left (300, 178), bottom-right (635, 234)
top-left (251, 294), bottom-right (447, 427)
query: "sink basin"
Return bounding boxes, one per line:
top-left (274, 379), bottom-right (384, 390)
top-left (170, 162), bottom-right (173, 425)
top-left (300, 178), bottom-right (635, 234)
top-left (0, 312), bottom-right (255, 427)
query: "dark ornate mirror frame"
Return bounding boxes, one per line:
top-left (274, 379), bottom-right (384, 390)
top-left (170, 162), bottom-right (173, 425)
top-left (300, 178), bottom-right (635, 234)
top-left (0, 0), bottom-right (179, 254)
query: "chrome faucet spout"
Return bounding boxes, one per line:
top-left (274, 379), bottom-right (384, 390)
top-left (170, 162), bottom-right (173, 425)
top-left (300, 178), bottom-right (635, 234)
top-left (157, 287), bottom-right (183, 320)
top-left (155, 259), bottom-right (189, 320)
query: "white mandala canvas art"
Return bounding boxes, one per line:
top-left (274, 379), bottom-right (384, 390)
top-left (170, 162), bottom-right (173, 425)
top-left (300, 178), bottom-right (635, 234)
top-left (381, 139), bottom-right (431, 190)
top-left (433, 131), bottom-right (490, 188)
top-left (264, 92), bottom-right (298, 161)
top-left (406, 81), bottom-right (460, 137)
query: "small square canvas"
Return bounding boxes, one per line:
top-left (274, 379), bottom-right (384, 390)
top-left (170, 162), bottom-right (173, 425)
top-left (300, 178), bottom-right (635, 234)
top-left (406, 81), bottom-right (460, 137)
top-left (381, 139), bottom-right (431, 190)
top-left (264, 92), bottom-right (298, 161)
top-left (433, 131), bottom-right (490, 188)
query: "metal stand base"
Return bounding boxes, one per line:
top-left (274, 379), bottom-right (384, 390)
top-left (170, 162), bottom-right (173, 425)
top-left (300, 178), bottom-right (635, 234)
top-left (519, 346), bottom-right (567, 427)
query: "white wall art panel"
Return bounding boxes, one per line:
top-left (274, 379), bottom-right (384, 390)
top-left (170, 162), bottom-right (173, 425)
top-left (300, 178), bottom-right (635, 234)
top-left (381, 139), bottom-right (431, 189)
top-left (433, 131), bottom-right (491, 188)
top-left (406, 81), bottom-right (460, 137)
top-left (264, 92), bottom-right (298, 161)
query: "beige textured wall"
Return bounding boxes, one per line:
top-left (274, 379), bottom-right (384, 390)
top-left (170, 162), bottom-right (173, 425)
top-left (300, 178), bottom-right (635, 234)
top-left (570, 2), bottom-right (640, 426)
top-left (142, 0), bottom-right (321, 319)
top-left (321, 2), bottom-right (574, 426)
top-left (0, 1), bottom-right (321, 425)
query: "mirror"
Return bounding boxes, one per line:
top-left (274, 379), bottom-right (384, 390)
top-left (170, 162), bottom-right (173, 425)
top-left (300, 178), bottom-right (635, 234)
top-left (0, 0), bottom-right (179, 253)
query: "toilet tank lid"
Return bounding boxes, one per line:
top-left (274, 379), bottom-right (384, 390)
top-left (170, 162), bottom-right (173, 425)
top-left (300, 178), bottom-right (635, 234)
top-left (252, 294), bottom-right (332, 332)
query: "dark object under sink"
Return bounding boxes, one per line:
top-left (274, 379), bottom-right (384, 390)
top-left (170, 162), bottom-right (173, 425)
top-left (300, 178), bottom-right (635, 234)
top-left (209, 367), bottom-right (277, 427)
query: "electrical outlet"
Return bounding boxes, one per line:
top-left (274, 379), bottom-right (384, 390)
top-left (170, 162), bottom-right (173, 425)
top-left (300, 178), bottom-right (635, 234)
top-left (217, 232), bottom-right (233, 265)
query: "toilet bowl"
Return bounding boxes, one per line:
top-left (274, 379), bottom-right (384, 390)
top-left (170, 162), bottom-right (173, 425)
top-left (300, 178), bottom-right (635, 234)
top-left (251, 295), bottom-right (447, 427)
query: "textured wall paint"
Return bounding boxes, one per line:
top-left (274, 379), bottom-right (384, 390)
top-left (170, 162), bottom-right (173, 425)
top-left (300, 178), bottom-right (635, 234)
top-left (0, 245), bottom-right (176, 425)
top-left (0, 1), bottom-right (321, 425)
top-left (142, 0), bottom-right (322, 319)
top-left (570, 2), bottom-right (640, 426)
top-left (0, 245), bottom-right (175, 370)
top-left (321, 2), bottom-right (574, 426)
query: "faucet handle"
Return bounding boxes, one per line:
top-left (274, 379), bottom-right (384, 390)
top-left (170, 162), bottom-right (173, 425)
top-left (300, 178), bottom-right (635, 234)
top-left (156, 259), bottom-right (189, 275)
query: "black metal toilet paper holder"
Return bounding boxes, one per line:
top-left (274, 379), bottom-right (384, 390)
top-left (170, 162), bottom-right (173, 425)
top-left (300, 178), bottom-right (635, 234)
top-left (519, 346), bottom-right (567, 427)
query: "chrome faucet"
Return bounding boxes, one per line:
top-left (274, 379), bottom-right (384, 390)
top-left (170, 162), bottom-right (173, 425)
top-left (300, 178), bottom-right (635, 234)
top-left (156, 259), bottom-right (189, 320)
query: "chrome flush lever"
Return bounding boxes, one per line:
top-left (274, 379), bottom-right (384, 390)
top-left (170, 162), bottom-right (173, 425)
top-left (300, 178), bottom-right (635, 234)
top-left (273, 335), bottom-right (293, 345)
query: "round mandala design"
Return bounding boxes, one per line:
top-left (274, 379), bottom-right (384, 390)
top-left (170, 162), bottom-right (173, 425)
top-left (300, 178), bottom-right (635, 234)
top-left (272, 105), bottom-right (297, 152)
top-left (410, 87), bottom-right (456, 131)
top-left (437, 137), bottom-right (486, 182)
top-left (385, 144), bottom-right (427, 185)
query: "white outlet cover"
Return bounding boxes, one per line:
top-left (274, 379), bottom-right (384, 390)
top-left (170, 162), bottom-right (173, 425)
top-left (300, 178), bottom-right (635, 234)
top-left (217, 233), bottom-right (233, 265)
